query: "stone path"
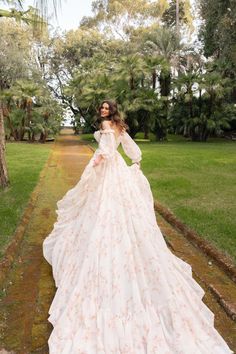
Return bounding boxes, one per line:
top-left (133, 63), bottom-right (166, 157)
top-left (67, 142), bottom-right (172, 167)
top-left (0, 128), bottom-right (235, 353)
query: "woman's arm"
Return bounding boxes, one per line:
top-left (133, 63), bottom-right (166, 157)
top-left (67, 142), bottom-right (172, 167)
top-left (93, 154), bottom-right (104, 166)
top-left (92, 123), bottom-right (116, 167)
top-left (120, 131), bottom-right (142, 165)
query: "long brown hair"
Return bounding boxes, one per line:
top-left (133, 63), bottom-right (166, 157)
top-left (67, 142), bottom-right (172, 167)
top-left (97, 100), bottom-right (129, 132)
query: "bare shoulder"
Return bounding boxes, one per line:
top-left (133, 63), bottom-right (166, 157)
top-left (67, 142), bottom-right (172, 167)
top-left (101, 121), bottom-right (112, 130)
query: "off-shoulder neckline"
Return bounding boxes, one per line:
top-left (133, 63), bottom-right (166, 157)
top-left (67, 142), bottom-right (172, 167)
top-left (97, 128), bottom-right (125, 140)
top-left (99, 128), bottom-right (115, 133)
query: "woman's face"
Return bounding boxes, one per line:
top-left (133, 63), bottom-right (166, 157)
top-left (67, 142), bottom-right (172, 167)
top-left (100, 102), bottom-right (110, 118)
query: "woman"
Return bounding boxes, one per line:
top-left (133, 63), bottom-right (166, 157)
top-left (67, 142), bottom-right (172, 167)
top-left (43, 100), bottom-right (233, 353)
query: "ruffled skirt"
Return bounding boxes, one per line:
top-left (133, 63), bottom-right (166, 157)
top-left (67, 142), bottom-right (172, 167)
top-left (43, 152), bottom-right (233, 353)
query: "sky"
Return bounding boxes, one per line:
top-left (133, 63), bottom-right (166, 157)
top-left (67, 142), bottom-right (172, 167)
top-left (22, 0), bottom-right (94, 31)
top-left (3, 0), bottom-right (199, 33)
top-left (1, 0), bottom-right (93, 30)
top-left (48, 0), bottom-right (93, 31)
top-left (4, 0), bottom-right (200, 36)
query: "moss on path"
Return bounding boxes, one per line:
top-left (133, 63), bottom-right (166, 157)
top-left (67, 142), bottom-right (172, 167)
top-left (0, 128), bottom-right (235, 353)
top-left (0, 129), bottom-right (92, 353)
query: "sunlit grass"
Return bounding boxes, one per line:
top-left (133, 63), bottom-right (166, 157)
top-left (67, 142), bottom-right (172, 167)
top-left (0, 142), bottom-right (52, 257)
top-left (2, 133), bottom-right (235, 263)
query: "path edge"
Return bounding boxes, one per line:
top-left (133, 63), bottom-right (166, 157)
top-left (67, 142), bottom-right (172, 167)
top-left (0, 142), bottom-right (56, 287)
top-left (154, 201), bottom-right (236, 284)
top-left (87, 140), bottom-right (236, 284)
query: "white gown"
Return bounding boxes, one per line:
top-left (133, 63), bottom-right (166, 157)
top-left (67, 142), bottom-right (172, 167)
top-left (43, 128), bottom-right (234, 354)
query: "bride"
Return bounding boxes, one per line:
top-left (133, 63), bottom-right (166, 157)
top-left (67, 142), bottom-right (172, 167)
top-left (43, 100), bottom-right (233, 353)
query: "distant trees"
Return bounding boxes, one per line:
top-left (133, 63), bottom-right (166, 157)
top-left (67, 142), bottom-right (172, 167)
top-left (1, 0), bottom-right (236, 188)
top-left (0, 18), bottom-right (62, 143)
top-left (0, 17), bottom-right (62, 189)
top-left (4, 79), bottom-right (62, 142)
top-left (48, 20), bottom-right (235, 142)
top-left (199, 0), bottom-right (236, 103)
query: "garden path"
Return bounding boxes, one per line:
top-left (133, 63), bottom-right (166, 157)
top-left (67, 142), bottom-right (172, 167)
top-left (0, 128), bottom-right (235, 353)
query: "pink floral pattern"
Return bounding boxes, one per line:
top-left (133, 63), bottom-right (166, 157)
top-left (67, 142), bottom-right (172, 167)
top-left (43, 129), bottom-right (233, 353)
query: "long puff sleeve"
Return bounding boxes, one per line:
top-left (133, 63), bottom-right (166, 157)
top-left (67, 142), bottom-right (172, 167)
top-left (95, 129), bottom-right (116, 161)
top-left (120, 131), bottom-right (142, 163)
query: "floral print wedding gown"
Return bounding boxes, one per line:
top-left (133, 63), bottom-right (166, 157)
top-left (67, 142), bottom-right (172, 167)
top-left (43, 128), bottom-right (233, 354)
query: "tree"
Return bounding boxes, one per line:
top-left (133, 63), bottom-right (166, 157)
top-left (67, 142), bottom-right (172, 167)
top-left (0, 100), bottom-right (9, 187)
top-left (80, 0), bottom-right (169, 40)
top-left (162, 0), bottom-right (193, 31)
top-left (0, 17), bottom-right (32, 188)
top-left (143, 26), bottom-right (184, 139)
top-left (0, 0), bottom-right (60, 189)
top-left (3, 77), bottom-right (62, 142)
top-left (40, 28), bottom-right (109, 127)
top-left (170, 68), bottom-right (233, 141)
top-left (199, 0), bottom-right (236, 102)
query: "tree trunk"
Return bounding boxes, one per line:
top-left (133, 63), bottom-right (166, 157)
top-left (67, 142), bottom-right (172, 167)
top-left (144, 126), bottom-right (149, 139)
top-left (0, 101), bottom-right (10, 188)
top-left (183, 123), bottom-right (189, 138)
top-left (155, 128), bottom-right (167, 141)
top-left (152, 70), bottom-right (156, 89)
top-left (130, 75), bottom-right (135, 90)
top-left (144, 131), bottom-right (149, 139)
top-left (19, 117), bottom-right (25, 140)
top-left (199, 88), bottom-right (202, 116)
top-left (26, 100), bottom-right (32, 142)
top-left (42, 128), bottom-right (47, 143)
top-left (6, 115), bottom-right (17, 140)
top-left (159, 71), bottom-right (171, 96)
top-left (141, 77), bottom-right (145, 88)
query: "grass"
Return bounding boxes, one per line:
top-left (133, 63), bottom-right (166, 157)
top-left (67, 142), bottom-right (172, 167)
top-left (83, 131), bottom-right (236, 262)
top-left (0, 141), bottom-right (52, 257)
top-left (1, 131), bottom-right (235, 264)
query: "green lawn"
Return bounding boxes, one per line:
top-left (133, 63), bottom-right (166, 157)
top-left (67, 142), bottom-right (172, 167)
top-left (84, 132), bottom-right (236, 262)
top-left (0, 142), bottom-right (52, 257)
top-left (1, 133), bottom-right (235, 264)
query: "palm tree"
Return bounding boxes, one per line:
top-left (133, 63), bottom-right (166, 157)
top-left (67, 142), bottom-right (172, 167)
top-left (115, 54), bottom-right (145, 91)
top-left (144, 27), bottom-right (184, 139)
top-left (145, 26), bottom-right (185, 80)
top-left (0, 0), bottom-right (60, 189)
top-left (5, 80), bottom-right (42, 140)
top-left (143, 56), bottom-right (164, 90)
top-left (172, 70), bottom-right (200, 138)
top-left (171, 69), bottom-right (231, 141)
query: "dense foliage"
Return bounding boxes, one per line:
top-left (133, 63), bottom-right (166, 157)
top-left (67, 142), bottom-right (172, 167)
top-left (0, 18), bottom-right (63, 143)
top-left (1, 0), bottom-right (236, 143)
top-left (35, 0), bottom-right (235, 141)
